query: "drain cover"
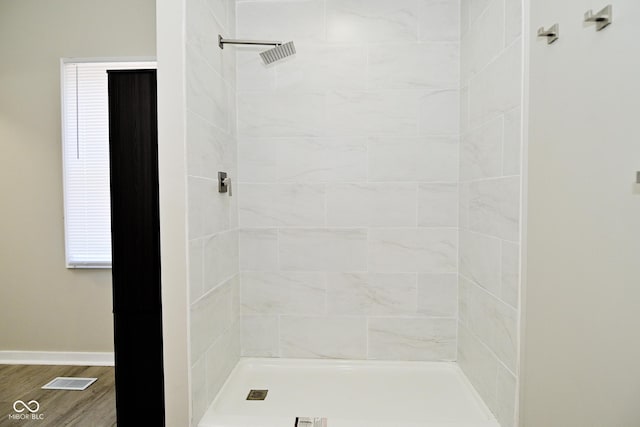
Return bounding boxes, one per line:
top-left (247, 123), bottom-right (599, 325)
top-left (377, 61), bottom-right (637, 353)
top-left (295, 417), bottom-right (327, 427)
top-left (246, 389), bottom-right (268, 400)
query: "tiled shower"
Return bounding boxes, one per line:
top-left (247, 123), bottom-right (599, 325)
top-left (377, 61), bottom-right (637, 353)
top-left (184, 0), bottom-right (522, 426)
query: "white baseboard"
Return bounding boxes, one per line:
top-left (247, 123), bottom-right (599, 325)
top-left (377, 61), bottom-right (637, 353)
top-left (0, 351), bottom-right (115, 366)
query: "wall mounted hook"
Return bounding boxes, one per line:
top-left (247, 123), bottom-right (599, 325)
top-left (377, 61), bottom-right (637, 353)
top-left (537, 24), bottom-right (559, 44)
top-left (585, 5), bottom-right (612, 31)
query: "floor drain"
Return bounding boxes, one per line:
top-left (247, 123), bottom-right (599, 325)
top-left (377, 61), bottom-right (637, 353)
top-left (295, 417), bottom-right (327, 427)
top-left (246, 389), bottom-right (268, 400)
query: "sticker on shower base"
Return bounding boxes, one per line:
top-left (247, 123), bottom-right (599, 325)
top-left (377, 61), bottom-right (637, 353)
top-left (295, 417), bottom-right (327, 427)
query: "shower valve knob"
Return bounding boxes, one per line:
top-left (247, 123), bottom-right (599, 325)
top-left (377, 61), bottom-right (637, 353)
top-left (218, 171), bottom-right (232, 196)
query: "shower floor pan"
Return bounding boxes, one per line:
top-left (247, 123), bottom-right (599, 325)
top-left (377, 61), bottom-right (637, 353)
top-left (199, 358), bottom-right (500, 427)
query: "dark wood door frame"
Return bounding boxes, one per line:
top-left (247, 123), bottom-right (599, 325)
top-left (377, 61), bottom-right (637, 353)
top-left (107, 69), bottom-right (165, 426)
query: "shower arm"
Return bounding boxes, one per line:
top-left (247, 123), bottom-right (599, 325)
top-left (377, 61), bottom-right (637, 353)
top-left (218, 35), bottom-right (282, 49)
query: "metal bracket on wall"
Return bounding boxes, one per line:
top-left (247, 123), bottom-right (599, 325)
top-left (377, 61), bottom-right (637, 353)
top-left (537, 24), bottom-right (559, 44)
top-left (585, 5), bottom-right (612, 31)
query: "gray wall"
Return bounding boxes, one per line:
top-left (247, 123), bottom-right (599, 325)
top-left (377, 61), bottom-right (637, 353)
top-left (522, 0), bottom-right (640, 425)
top-left (0, 0), bottom-right (156, 353)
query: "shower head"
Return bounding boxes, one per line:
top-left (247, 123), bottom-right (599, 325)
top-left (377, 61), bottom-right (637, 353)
top-left (260, 41), bottom-right (296, 65)
top-left (218, 35), bottom-right (296, 65)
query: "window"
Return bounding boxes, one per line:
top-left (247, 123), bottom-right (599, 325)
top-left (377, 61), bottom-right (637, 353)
top-left (61, 59), bottom-right (156, 268)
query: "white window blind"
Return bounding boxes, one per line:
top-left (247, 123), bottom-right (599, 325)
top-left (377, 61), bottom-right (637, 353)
top-left (61, 60), bottom-right (156, 268)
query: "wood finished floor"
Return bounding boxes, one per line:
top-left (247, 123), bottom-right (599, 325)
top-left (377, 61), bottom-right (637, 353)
top-left (0, 365), bottom-right (115, 427)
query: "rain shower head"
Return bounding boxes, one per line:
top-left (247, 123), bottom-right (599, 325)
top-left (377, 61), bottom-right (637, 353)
top-left (260, 41), bottom-right (296, 65)
top-left (218, 35), bottom-right (296, 65)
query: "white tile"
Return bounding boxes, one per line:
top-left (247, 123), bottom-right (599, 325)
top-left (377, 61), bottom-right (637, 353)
top-left (236, 48), bottom-right (276, 92)
top-left (368, 43), bottom-right (459, 90)
top-left (205, 0), bottom-right (228, 30)
top-left (368, 317), bottom-right (457, 361)
top-left (189, 239), bottom-right (204, 303)
top-left (460, 0), bottom-right (470, 35)
top-left (326, 45), bottom-right (368, 91)
top-left (468, 176), bottom-right (520, 241)
top-left (241, 271), bottom-right (326, 315)
top-left (459, 182), bottom-right (470, 229)
top-left (467, 0), bottom-right (493, 27)
top-left (188, 177), bottom-right (233, 239)
top-left (460, 116), bottom-right (503, 181)
top-left (237, 92), bottom-right (325, 137)
top-left (469, 41), bottom-right (521, 128)
top-left (190, 283), bottom-right (232, 364)
top-left (237, 0), bottom-right (325, 43)
top-left (191, 355), bottom-right (207, 424)
top-left (459, 229), bottom-right (501, 295)
top-left (187, 111), bottom-right (236, 180)
top-left (486, 296), bottom-right (518, 372)
top-left (326, 0), bottom-right (420, 43)
top-left (239, 228), bottom-right (278, 271)
top-left (457, 323), bottom-right (498, 411)
top-left (238, 183), bottom-right (325, 227)
top-left (419, 89), bottom-right (460, 136)
top-left (461, 275), bottom-right (504, 358)
top-left (227, 77), bottom-right (238, 138)
top-left (188, 178), bottom-right (206, 240)
top-left (457, 274), bottom-right (474, 325)
top-left (195, 0), bottom-right (234, 85)
top-left (274, 44), bottom-right (329, 91)
top-left (501, 240), bottom-right (520, 308)
top-left (326, 183), bottom-right (417, 227)
top-left (238, 139), bottom-right (278, 182)
top-left (280, 228), bottom-right (368, 272)
top-left (419, 0), bottom-right (460, 42)
top-left (229, 275), bottom-right (241, 324)
top-left (417, 273), bottom-right (458, 317)
top-left (276, 44), bottom-right (367, 91)
top-left (503, 107), bottom-right (522, 175)
top-left (504, 0), bottom-right (522, 46)
top-left (459, 279), bottom-right (518, 372)
top-left (368, 136), bottom-right (458, 182)
top-left (326, 273), bottom-right (417, 315)
top-left (225, 0), bottom-right (236, 35)
top-left (496, 364), bottom-right (517, 427)
top-left (186, 0), bottom-right (228, 83)
top-left (368, 228), bottom-right (457, 273)
top-left (186, 45), bottom-right (230, 132)
top-left (241, 315), bottom-right (279, 357)
top-left (327, 91), bottom-right (420, 137)
top-left (279, 316), bottom-right (367, 359)
top-left (204, 230), bottom-right (239, 291)
top-left (460, 85), bottom-right (470, 134)
top-left (205, 322), bottom-right (241, 402)
top-left (417, 183), bottom-right (458, 227)
top-left (278, 138), bottom-right (367, 183)
top-left (461, 0), bottom-right (504, 79)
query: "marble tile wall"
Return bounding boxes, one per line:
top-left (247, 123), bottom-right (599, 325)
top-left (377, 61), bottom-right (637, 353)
top-left (186, 0), bottom-right (240, 424)
top-left (459, 0), bottom-right (522, 426)
top-left (236, 0), bottom-right (461, 362)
